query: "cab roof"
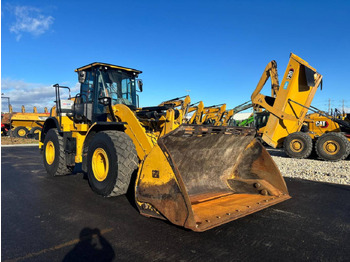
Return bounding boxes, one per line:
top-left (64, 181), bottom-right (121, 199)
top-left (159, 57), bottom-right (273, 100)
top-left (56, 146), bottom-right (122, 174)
top-left (75, 62), bottom-right (142, 74)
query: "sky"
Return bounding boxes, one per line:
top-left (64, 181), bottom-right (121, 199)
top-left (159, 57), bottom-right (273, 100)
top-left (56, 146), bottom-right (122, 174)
top-left (1, 0), bottom-right (350, 113)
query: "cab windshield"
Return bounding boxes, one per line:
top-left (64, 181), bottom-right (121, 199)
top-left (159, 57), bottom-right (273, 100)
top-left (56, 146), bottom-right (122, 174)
top-left (97, 70), bottom-right (137, 107)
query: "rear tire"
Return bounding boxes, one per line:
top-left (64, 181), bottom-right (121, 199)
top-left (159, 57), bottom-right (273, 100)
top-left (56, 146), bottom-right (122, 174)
top-left (13, 126), bottom-right (29, 138)
top-left (283, 132), bottom-right (313, 159)
top-left (87, 131), bottom-right (138, 197)
top-left (43, 129), bottom-right (71, 176)
top-left (29, 127), bottom-right (42, 140)
top-left (315, 132), bottom-right (350, 161)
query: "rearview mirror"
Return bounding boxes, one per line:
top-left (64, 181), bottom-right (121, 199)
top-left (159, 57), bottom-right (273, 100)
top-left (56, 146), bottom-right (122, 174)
top-left (137, 79), bottom-right (143, 92)
top-left (78, 71), bottom-right (87, 83)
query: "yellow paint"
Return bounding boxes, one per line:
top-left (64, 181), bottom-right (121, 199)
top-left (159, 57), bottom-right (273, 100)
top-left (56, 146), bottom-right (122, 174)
top-left (71, 123), bottom-right (89, 132)
top-left (10, 111), bottom-right (49, 130)
top-left (92, 148), bottom-right (109, 181)
top-left (290, 139), bottom-right (303, 153)
top-left (137, 145), bottom-right (176, 186)
top-left (202, 104), bottom-right (226, 125)
top-left (188, 101), bottom-right (204, 124)
top-left (160, 109), bottom-right (177, 136)
top-left (17, 128), bottom-right (27, 137)
top-left (251, 53), bottom-right (323, 148)
top-left (75, 62), bottom-right (141, 74)
top-left (45, 141), bottom-right (55, 165)
top-left (158, 95), bottom-right (191, 125)
top-left (60, 116), bottom-right (75, 132)
top-left (323, 140), bottom-right (340, 155)
top-left (51, 106), bottom-right (57, 117)
top-left (112, 104), bottom-right (154, 158)
top-left (187, 102), bottom-right (230, 126)
top-left (221, 109), bottom-right (234, 126)
top-left (306, 113), bottom-right (341, 138)
top-left (38, 62), bottom-right (292, 232)
top-left (72, 131), bottom-right (86, 163)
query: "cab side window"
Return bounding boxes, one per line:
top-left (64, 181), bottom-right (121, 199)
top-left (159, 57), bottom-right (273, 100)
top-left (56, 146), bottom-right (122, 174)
top-left (80, 71), bottom-right (94, 102)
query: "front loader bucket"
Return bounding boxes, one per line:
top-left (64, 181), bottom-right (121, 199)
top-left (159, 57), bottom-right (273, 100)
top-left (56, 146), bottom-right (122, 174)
top-left (135, 125), bottom-right (290, 232)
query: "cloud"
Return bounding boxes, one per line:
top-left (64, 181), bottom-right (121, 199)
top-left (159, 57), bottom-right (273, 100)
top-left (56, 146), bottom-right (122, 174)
top-left (1, 78), bottom-right (79, 112)
top-left (343, 107), bottom-right (350, 113)
top-left (9, 6), bottom-right (54, 41)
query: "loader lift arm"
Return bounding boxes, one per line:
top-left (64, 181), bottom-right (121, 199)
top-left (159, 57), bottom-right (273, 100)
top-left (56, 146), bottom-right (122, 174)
top-left (187, 101), bottom-right (205, 124)
top-left (201, 104), bottom-right (227, 125)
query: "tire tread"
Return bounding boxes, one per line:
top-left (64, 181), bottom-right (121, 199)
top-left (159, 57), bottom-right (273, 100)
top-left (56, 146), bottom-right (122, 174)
top-left (101, 131), bottom-right (138, 197)
top-left (283, 132), bottom-right (313, 159)
top-left (43, 129), bottom-right (70, 176)
top-left (315, 132), bottom-right (350, 161)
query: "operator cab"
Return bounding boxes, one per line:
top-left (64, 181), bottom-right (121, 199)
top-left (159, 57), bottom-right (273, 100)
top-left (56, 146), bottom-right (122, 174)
top-left (74, 63), bottom-right (143, 123)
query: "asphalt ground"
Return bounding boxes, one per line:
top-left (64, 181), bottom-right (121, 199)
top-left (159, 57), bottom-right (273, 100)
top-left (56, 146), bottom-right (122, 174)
top-left (2, 146), bottom-right (350, 262)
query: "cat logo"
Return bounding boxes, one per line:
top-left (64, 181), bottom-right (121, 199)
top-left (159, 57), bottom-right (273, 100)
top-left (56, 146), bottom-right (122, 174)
top-left (315, 121), bottom-right (329, 128)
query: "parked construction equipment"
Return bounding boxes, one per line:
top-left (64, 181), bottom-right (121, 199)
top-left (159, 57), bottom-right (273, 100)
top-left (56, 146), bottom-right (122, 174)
top-left (1, 106), bottom-right (49, 138)
top-left (187, 103), bottom-right (228, 125)
top-left (39, 62), bottom-right (290, 231)
top-left (186, 101), bottom-right (205, 124)
top-left (1, 100), bottom-right (12, 136)
top-left (251, 53), bottom-right (350, 161)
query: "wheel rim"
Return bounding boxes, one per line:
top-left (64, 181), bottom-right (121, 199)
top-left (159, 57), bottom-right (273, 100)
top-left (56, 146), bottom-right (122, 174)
top-left (92, 148), bottom-right (109, 182)
top-left (18, 129), bottom-right (26, 137)
top-left (323, 140), bottom-right (340, 155)
top-left (46, 141), bottom-right (55, 165)
top-left (290, 139), bottom-right (304, 153)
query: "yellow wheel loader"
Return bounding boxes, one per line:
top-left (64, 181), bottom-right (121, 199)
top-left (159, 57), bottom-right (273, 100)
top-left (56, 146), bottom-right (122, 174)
top-left (187, 101), bottom-right (205, 124)
top-left (186, 102), bottom-right (233, 126)
top-left (200, 104), bottom-right (227, 125)
top-left (40, 62), bottom-right (290, 231)
top-left (251, 53), bottom-right (350, 161)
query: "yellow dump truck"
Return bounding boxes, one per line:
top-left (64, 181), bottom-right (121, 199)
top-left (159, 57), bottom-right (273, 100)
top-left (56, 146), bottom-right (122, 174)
top-left (2, 105), bottom-right (49, 138)
top-left (251, 53), bottom-right (350, 161)
top-left (39, 62), bottom-right (290, 231)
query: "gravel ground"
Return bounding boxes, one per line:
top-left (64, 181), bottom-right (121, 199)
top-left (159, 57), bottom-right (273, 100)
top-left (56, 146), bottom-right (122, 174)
top-left (267, 148), bottom-right (350, 185)
top-left (1, 136), bottom-right (38, 145)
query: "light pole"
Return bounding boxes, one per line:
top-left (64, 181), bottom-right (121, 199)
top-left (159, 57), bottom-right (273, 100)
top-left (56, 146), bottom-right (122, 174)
top-left (1, 93), bottom-right (11, 112)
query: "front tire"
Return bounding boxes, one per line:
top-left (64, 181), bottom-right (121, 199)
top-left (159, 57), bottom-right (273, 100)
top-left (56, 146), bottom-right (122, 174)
top-left (43, 129), bottom-right (71, 176)
top-left (87, 131), bottom-right (138, 197)
top-left (315, 132), bottom-right (350, 161)
top-left (283, 132), bottom-right (313, 159)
